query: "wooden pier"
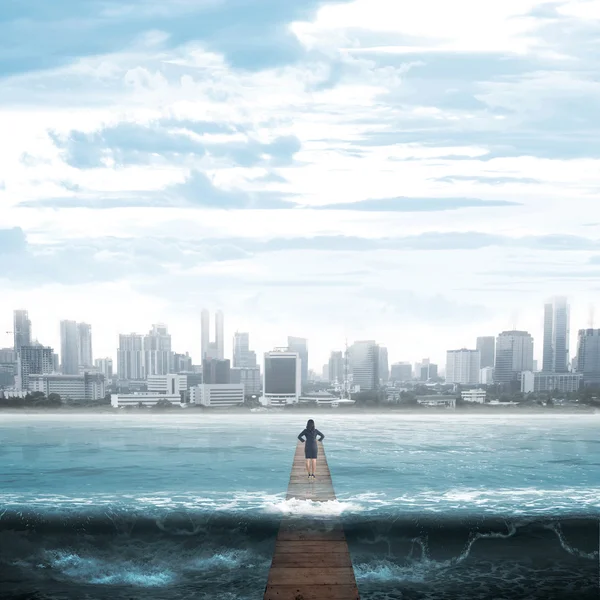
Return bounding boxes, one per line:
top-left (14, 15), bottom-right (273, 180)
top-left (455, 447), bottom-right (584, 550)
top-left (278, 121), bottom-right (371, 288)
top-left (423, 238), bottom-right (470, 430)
top-left (264, 440), bottom-right (360, 600)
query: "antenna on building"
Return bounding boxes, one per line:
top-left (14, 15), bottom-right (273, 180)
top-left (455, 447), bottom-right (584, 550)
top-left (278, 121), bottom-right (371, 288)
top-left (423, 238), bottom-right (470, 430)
top-left (590, 304), bottom-right (596, 328)
top-left (511, 310), bottom-right (518, 330)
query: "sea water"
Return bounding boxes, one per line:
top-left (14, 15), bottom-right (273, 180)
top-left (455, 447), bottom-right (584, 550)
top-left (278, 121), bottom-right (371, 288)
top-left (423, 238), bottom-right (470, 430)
top-left (0, 413), bottom-right (598, 599)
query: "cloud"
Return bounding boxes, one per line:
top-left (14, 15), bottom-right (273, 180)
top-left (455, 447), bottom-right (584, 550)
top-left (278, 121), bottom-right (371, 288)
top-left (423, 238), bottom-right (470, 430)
top-left (0, 228), bottom-right (27, 254)
top-left (313, 197), bottom-right (521, 211)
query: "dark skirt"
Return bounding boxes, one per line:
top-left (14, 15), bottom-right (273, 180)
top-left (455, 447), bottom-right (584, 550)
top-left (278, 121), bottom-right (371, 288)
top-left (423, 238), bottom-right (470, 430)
top-left (305, 443), bottom-right (318, 459)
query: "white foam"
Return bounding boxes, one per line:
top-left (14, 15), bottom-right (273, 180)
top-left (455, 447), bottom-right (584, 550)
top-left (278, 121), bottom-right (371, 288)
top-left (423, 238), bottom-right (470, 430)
top-left (263, 497), bottom-right (363, 517)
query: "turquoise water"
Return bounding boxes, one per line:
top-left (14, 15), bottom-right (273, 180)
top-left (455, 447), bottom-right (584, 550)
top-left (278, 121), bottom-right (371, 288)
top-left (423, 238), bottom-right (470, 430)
top-left (0, 413), bottom-right (598, 599)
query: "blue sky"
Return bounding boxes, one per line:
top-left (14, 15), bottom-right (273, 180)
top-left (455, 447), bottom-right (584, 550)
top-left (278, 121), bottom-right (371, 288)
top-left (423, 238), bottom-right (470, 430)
top-left (1, 0), bottom-right (600, 369)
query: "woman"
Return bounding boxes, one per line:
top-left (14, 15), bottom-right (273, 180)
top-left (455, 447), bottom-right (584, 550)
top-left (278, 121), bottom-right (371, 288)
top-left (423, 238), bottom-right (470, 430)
top-left (298, 419), bottom-right (324, 480)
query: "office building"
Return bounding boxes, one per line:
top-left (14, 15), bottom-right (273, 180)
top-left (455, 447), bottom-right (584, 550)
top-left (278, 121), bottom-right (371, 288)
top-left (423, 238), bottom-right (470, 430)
top-left (172, 352), bottom-right (193, 373)
top-left (17, 344), bottom-right (54, 390)
top-left (230, 366), bottom-right (261, 395)
top-left (576, 329), bottom-right (600, 387)
top-left (521, 371), bottom-right (582, 394)
top-left (201, 309), bottom-right (224, 360)
top-left (147, 374), bottom-right (187, 396)
top-left (60, 320), bottom-right (79, 375)
top-left (445, 349), bottom-right (480, 385)
top-left (263, 349), bottom-right (301, 406)
top-left (390, 362), bottom-right (412, 382)
top-left (117, 334), bottom-right (144, 380)
top-left (350, 340), bottom-right (379, 391)
top-left (479, 367), bottom-right (494, 385)
top-left (288, 337), bottom-right (308, 391)
top-left (494, 331), bottom-right (534, 384)
top-left (233, 332), bottom-right (257, 368)
top-left (111, 392), bottom-right (181, 408)
top-left (143, 324), bottom-right (172, 376)
top-left (542, 297), bottom-right (570, 373)
top-left (203, 358), bottom-right (230, 384)
top-left (77, 323), bottom-right (93, 368)
top-left (476, 336), bottom-right (496, 369)
top-left (29, 372), bottom-right (105, 402)
top-left (13, 310), bottom-right (31, 353)
top-left (190, 384), bottom-right (245, 408)
top-left (95, 358), bottom-right (114, 380)
top-left (328, 351), bottom-right (344, 384)
top-left (379, 346), bottom-right (389, 384)
top-left (421, 363), bottom-right (438, 381)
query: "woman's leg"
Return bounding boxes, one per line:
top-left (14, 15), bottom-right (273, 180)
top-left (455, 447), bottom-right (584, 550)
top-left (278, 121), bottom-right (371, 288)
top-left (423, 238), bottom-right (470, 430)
top-left (311, 458), bottom-right (317, 476)
top-left (306, 458), bottom-right (311, 475)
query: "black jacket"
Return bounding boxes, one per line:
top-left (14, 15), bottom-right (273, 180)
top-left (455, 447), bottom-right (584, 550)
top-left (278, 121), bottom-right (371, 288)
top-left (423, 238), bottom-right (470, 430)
top-left (298, 428), bottom-right (324, 443)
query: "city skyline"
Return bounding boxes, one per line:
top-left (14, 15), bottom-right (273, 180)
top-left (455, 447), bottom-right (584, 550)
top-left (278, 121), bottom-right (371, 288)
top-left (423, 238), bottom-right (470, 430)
top-left (1, 1), bottom-right (599, 379)
top-left (2, 299), bottom-right (599, 373)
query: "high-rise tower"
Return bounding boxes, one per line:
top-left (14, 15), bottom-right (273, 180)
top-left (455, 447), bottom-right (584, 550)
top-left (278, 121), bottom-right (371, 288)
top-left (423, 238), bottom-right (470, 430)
top-left (13, 310), bottom-right (31, 353)
top-left (542, 297), bottom-right (570, 373)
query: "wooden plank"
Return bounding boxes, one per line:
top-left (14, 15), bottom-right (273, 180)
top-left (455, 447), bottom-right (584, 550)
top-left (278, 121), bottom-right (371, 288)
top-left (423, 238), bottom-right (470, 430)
top-left (264, 441), bottom-right (360, 600)
top-left (264, 585), bottom-right (360, 600)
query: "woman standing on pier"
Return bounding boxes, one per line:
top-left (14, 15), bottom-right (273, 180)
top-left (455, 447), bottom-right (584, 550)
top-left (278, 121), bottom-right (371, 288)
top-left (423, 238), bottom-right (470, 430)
top-left (298, 419), bottom-right (324, 480)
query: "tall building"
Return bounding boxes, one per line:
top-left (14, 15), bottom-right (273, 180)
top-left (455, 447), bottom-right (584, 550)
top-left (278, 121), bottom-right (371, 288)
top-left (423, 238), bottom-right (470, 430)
top-left (230, 366), bottom-right (261, 395)
top-left (379, 346), bottom-right (389, 384)
top-left (95, 358), bottom-right (113, 380)
top-left (117, 334), bottom-right (144, 380)
top-left (476, 336), bottom-right (495, 369)
top-left (421, 363), bottom-right (438, 381)
top-left (233, 332), bottom-right (257, 367)
top-left (576, 329), bottom-right (600, 387)
top-left (542, 297), bottom-right (570, 373)
top-left (328, 351), bottom-right (344, 384)
top-left (172, 352), bottom-right (193, 373)
top-left (494, 331), bottom-right (534, 384)
top-left (17, 344), bottom-right (54, 390)
top-left (350, 340), bottom-right (379, 391)
top-left (203, 358), bottom-right (231, 384)
top-left (201, 309), bottom-right (210, 360)
top-left (215, 310), bottom-right (224, 360)
top-left (60, 320), bottom-right (79, 375)
top-left (143, 324), bottom-right (172, 376)
top-left (446, 349), bottom-right (480, 385)
top-left (13, 310), bottom-right (31, 353)
top-left (201, 309), bottom-right (224, 360)
top-left (263, 349), bottom-right (301, 406)
top-left (287, 337), bottom-right (308, 391)
top-left (390, 362), bottom-right (412, 381)
top-left (77, 323), bottom-right (93, 368)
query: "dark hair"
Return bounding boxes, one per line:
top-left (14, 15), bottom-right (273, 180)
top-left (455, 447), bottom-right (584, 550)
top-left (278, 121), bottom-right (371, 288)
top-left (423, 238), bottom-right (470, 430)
top-left (306, 419), bottom-right (315, 430)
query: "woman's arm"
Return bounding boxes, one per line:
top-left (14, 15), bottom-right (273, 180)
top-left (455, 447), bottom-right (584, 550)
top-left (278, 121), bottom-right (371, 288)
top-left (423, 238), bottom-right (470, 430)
top-left (298, 429), bottom-right (306, 442)
top-left (316, 429), bottom-right (324, 441)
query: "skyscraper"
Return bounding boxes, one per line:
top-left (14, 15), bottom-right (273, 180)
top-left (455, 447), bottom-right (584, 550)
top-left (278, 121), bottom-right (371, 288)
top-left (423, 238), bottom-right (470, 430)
top-left (60, 320), bottom-right (79, 375)
top-left (446, 349), bottom-right (480, 385)
top-left (494, 331), bottom-right (534, 384)
top-left (476, 336), bottom-right (495, 369)
top-left (201, 309), bottom-right (210, 360)
top-left (379, 346), bottom-right (389, 384)
top-left (576, 329), bottom-right (600, 387)
top-left (17, 344), bottom-right (54, 390)
top-left (95, 358), bottom-right (113, 380)
top-left (77, 323), bottom-right (93, 368)
top-left (201, 309), bottom-right (224, 360)
top-left (117, 334), bottom-right (144, 380)
top-left (143, 324), bottom-right (172, 376)
top-left (328, 351), bottom-right (344, 384)
top-left (13, 310), bottom-right (31, 352)
top-left (215, 310), bottom-right (224, 360)
top-left (349, 340), bottom-right (379, 391)
top-left (390, 362), bottom-right (412, 381)
top-left (233, 332), bottom-right (257, 367)
top-left (542, 297), bottom-right (570, 373)
top-left (263, 349), bottom-right (301, 406)
top-left (203, 358), bottom-right (231, 384)
top-left (288, 336), bottom-right (308, 391)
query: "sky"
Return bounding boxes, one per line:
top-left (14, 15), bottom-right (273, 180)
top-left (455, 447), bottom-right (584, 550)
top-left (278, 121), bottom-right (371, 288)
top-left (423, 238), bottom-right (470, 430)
top-left (1, 0), bottom-right (600, 371)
